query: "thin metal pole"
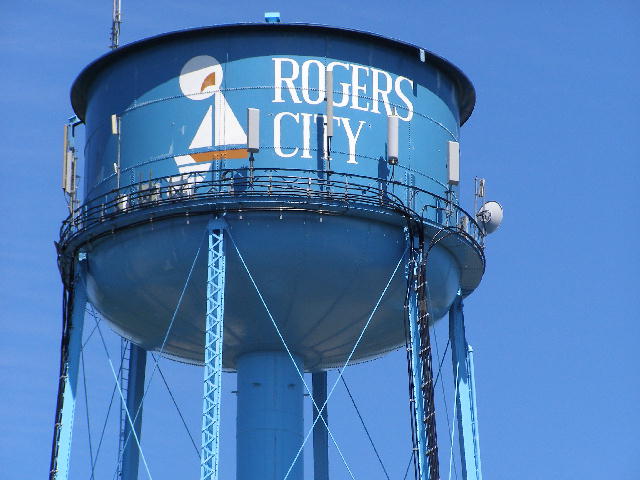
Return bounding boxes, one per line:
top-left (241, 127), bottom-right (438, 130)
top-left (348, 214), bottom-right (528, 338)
top-left (312, 372), bottom-right (329, 480)
top-left (201, 219), bottom-right (226, 480)
top-left (110, 0), bottom-right (122, 49)
top-left (449, 294), bottom-right (483, 480)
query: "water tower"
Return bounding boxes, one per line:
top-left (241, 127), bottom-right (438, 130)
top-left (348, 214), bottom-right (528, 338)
top-left (51, 20), bottom-right (500, 480)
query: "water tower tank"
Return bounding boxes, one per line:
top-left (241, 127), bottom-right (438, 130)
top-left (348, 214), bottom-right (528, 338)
top-left (55, 22), bottom-right (487, 480)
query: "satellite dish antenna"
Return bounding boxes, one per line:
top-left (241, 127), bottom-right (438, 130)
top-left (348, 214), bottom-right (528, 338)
top-left (477, 201), bottom-right (503, 234)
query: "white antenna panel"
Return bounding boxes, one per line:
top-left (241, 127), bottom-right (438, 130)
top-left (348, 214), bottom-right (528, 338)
top-left (448, 141), bottom-right (460, 185)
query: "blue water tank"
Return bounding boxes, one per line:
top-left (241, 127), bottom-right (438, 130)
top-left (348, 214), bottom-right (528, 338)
top-left (63, 24), bottom-right (484, 369)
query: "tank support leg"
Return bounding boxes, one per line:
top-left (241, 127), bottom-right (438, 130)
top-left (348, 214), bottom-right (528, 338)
top-left (49, 259), bottom-right (87, 480)
top-left (201, 219), bottom-right (227, 480)
top-left (312, 371), bottom-right (329, 480)
top-left (407, 259), bottom-right (429, 480)
top-left (406, 233), bottom-right (441, 480)
top-left (449, 294), bottom-right (483, 480)
top-left (121, 344), bottom-right (147, 480)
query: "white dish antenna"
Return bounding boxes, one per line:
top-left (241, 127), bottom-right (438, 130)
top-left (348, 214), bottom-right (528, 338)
top-left (477, 201), bottom-right (503, 234)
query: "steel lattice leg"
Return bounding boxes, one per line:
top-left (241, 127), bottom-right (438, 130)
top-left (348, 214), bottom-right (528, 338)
top-left (201, 219), bottom-right (226, 480)
top-left (449, 294), bottom-right (483, 480)
top-left (49, 259), bottom-right (88, 480)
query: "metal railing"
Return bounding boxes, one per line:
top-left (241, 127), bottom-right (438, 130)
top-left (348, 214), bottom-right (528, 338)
top-left (60, 168), bottom-right (485, 247)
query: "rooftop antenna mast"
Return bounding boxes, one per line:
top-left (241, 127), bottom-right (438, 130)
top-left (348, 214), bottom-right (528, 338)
top-left (110, 0), bottom-right (122, 49)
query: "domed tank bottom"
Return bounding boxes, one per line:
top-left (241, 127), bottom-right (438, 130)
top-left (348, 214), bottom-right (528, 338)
top-left (83, 211), bottom-right (461, 369)
top-left (236, 352), bottom-right (304, 480)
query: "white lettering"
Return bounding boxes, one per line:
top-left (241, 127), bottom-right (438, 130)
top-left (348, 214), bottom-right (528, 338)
top-left (273, 58), bottom-right (302, 104)
top-left (335, 83), bottom-right (351, 107)
top-left (351, 64), bottom-right (370, 111)
top-left (301, 113), bottom-right (313, 158)
top-left (395, 76), bottom-right (414, 121)
top-left (273, 111), bottom-right (300, 157)
top-left (327, 61), bottom-right (351, 107)
top-left (339, 117), bottom-right (366, 164)
top-left (301, 60), bottom-right (325, 105)
top-left (371, 68), bottom-right (393, 116)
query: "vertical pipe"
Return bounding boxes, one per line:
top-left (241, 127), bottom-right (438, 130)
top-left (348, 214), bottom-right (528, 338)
top-left (236, 352), bottom-right (304, 480)
top-left (121, 344), bottom-right (147, 480)
top-left (201, 219), bottom-right (226, 480)
top-left (312, 372), bottom-right (329, 480)
top-left (449, 294), bottom-right (483, 480)
top-left (325, 69), bottom-right (334, 138)
top-left (50, 260), bottom-right (87, 480)
top-left (408, 268), bottom-right (428, 480)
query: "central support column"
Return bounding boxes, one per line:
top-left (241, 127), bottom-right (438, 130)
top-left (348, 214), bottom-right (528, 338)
top-left (236, 352), bottom-right (304, 480)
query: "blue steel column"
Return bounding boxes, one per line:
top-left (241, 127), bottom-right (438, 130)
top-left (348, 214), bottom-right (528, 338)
top-left (50, 258), bottom-right (87, 480)
top-left (121, 344), bottom-right (147, 480)
top-left (201, 219), bottom-right (226, 480)
top-left (236, 352), bottom-right (304, 480)
top-left (407, 250), bottom-right (429, 480)
top-left (312, 371), bottom-right (329, 480)
top-left (467, 345), bottom-right (482, 477)
top-left (449, 294), bottom-right (483, 480)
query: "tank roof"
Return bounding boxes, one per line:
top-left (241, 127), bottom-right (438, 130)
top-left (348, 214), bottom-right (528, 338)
top-left (71, 23), bottom-right (475, 124)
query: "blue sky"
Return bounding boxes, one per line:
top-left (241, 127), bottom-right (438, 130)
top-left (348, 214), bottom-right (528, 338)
top-left (1, 1), bottom-right (639, 479)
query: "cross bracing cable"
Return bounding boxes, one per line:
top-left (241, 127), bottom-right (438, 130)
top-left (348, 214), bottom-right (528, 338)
top-left (282, 245), bottom-right (409, 480)
top-left (433, 339), bottom-right (450, 390)
top-left (83, 307), bottom-right (127, 480)
top-left (115, 231), bottom-right (206, 470)
top-left (80, 349), bottom-right (95, 475)
top-left (151, 353), bottom-right (201, 458)
top-left (403, 451), bottom-right (415, 480)
top-left (81, 315), bottom-right (101, 350)
top-left (89, 342), bottom-right (123, 480)
top-left (340, 375), bottom-right (391, 480)
top-left (448, 364), bottom-right (460, 480)
top-left (91, 310), bottom-right (153, 480)
top-left (226, 229), bottom-right (358, 480)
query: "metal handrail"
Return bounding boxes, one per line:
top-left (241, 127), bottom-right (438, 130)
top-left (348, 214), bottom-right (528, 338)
top-left (60, 168), bottom-right (485, 246)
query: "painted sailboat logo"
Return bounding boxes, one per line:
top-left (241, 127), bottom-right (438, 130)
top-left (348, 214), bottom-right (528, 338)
top-left (175, 55), bottom-right (248, 174)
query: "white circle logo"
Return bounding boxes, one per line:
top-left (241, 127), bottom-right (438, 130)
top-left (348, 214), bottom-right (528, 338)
top-left (179, 55), bottom-right (223, 100)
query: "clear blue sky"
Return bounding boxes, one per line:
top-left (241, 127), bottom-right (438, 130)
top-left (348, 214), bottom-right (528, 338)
top-left (1, 1), bottom-right (638, 479)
